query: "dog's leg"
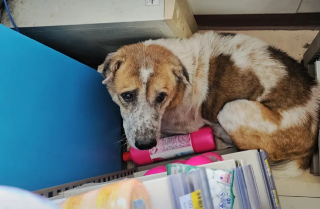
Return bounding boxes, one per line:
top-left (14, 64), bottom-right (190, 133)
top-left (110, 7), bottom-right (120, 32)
top-left (217, 99), bottom-right (314, 178)
top-left (217, 99), bottom-right (288, 159)
top-left (217, 100), bottom-right (280, 155)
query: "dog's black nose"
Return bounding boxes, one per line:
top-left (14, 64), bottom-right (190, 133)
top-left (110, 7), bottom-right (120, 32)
top-left (135, 140), bottom-right (157, 150)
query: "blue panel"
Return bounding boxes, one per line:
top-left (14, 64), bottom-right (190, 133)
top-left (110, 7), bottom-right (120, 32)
top-left (0, 25), bottom-right (122, 191)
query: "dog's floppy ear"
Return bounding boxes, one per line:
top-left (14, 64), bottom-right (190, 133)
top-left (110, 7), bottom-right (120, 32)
top-left (173, 62), bottom-right (190, 84)
top-left (98, 53), bottom-right (124, 84)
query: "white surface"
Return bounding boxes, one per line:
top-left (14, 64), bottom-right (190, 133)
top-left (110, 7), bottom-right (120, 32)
top-left (179, 193), bottom-right (192, 209)
top-left (277, 172), bottom-right (320, 208)
top-left (279, 196), bottom-right (320, 209)
top-left (133, 170), bottom-right (149, 178)
top-left (143, 177), bottom-right (175, 209)
top-left (188, 0), bottom-right (301, 14)
top-left (276, 170), bottom-right (320, 198)
top-left (2, 0), bottom-right (165, 27)
top-left (297, 0), bottom-right (320, 13)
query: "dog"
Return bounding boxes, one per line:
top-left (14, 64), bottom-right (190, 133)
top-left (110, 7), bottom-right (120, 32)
top-left (98, 31), bottom-right (320, 178)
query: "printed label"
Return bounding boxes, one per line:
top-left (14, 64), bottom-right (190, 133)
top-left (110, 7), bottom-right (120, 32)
top-left (180, 193), bottom-right (193, 209)
top-left (272, 189), bottom-right (280, 207)
top-left (265, 159), bottom-right (272, 176)
top-left (218, 190), bottom-right (225, 198)
top-left (179, 190), bottom-right (204, 209)
top-left (149, 134), bottom-right (194, 160)
top-left (133, 199), bottom-right (146, 209)
top-left (96, 183), bottom-right (120, 208)
top-left (191, 190), bottom-right (204, 209)
top-left (146, 0), bottom-right (160, 6)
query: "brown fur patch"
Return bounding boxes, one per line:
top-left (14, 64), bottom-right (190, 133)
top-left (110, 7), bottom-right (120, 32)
top-left (106, 44), bottom-right (144, 95)
top-left (114, 61), bottom-right (142, 93)
top-left (144, 45), bottom-right (187, 109)
top-left (108, 43), bottom-right (187, 110)
top-left (229, 113), bottom-right (316, 166)
top-left (258, 103), bottom-right (282, 125)
top-left (262, 46), bottom-right (318, 111)
top-left (201, 54), bottom-right (265, 122)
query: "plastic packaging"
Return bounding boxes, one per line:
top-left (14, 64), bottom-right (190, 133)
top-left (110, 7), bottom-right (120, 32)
top-left (143, 152), bottom-right (222, 176)
top-left (0, 186), bottom-right (59, 209)
top-left (59, 179), bottom-right (151, 209)
top-left (169, 169), bottom-right (214, 209)
top-left (171, 152), bottom-right (223, 166)
top-left (201, 152), bottom-right (223, 162)
top-left (123, 127), bottom-right (215, 165)
top-left (167, 163), bottom-right (235, 209)
top-left (143, 159), bottom-right (187, 176)
top-left (143, 166), bottom-right (167, 176)
top-left (185, 156), bottom-right (213, 166)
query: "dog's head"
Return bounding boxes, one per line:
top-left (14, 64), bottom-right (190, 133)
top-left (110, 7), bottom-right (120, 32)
top-left (98, 43), bottom-right (189, 150)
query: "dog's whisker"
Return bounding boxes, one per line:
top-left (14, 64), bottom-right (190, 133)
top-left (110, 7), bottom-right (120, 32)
top-left (121, 142), bottom-right (130, 149)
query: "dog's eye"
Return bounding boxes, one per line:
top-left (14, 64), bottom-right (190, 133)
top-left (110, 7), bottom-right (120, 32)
top-left (121, 92), bottom-right (134, 102)
top-left (156, 92), bottom-right (167, 103)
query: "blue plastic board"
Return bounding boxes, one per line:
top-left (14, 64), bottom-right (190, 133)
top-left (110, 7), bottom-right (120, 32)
top-left (0, 25), bottom-right (122, 191)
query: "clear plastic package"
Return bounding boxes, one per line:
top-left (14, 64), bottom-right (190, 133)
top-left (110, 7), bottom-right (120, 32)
top-left (167, 163), bottom-right (235, 209)
top-left (169, 169), bottom-right (213, 209)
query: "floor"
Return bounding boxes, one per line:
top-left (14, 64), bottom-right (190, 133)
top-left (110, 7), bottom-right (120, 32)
top-left (219, 30), bottom-right (320, 209)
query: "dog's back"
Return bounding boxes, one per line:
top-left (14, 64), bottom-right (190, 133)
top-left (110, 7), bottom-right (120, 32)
top-left (100, 31), bottom-right (319, 178)
top-left (148, 32), bottom-right (320, 178)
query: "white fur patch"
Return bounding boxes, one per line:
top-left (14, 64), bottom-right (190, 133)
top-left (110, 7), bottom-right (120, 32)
top-left (140, 67), bottom-right (153, 84)
top-left (271, 160), bottom-right (304, 180)
top-left (217, 100), bottom-right (277, 134)
top-left (225, 34), bottom-right (287, 101)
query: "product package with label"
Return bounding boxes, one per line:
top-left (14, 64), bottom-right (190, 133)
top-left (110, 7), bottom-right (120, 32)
top-left (169, 169), bottom-right (213, 209)
top-left (167, 164), bottom-right (235, 209)
top-left (58, 179), bottom-right (151, 209)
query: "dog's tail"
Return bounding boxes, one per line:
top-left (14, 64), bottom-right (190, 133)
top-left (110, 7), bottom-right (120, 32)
top-left (270, 156), bottom-right (310, 180)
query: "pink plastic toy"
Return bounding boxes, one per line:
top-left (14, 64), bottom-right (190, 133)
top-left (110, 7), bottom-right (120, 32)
top-left (143, 159), bottom-right (187, 176)
top-left (185, 156), bottom-right (213, 166)
top-left (123, 127), bottom-right (215, 165)
top-left (185, 152), bottom-right (223, 166)
top-left (201, 152), bottom-right (223, 162)
top-left (172, 159), bottom-right (187, 164)
top-left (143, 166), bottom-right (167, 176)
top-left (143, 152), bottom-right (222, 176)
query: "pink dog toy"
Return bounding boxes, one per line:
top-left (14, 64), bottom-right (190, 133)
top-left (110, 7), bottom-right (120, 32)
top-left (143, 153), bottom-right (222, 176)
top-left (185, 152), bottom-right (223, 166)
top-left (123, 127), bottom-right (215, 166)
top-left (143, 159), bottom-right (187, 176)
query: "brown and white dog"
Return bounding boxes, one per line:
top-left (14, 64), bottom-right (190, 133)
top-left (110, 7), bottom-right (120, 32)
top-left (98, 31), bottom-right (320, 178)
